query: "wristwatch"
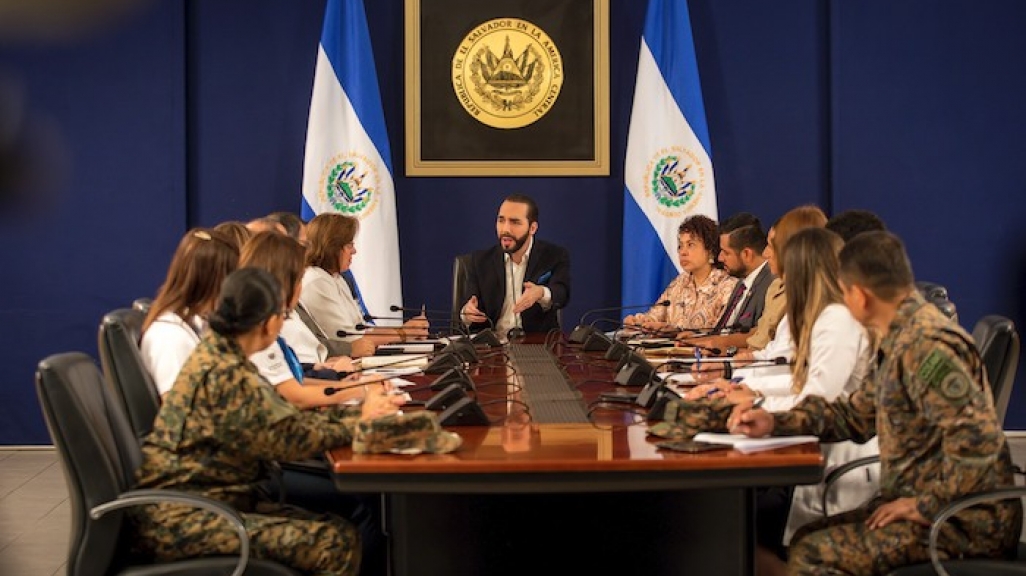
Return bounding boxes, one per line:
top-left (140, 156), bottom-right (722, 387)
top-left (725, 346), bottom-right (738, 357)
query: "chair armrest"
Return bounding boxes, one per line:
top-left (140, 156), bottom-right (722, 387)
top-left (90, 488), bottom-right (251, 576)
top-left (927, 485), bottom-right (1026, 576)
top-left (820, 455), bottom-right (881, 517)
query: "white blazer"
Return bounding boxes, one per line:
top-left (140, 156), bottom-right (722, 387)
top-left (743, 303), bottom-right (880, 544)
top-left (299, 266), bottom-right (365, 343)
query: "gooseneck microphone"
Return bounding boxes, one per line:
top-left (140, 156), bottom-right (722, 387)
top-left (337, 324), bottom-right (438, 339)
top-left (568, 300), bottom-right (671, 344)
top-left (578, 300), bottom-right (671, 326)
top-left (389, 304), bottom-right (452, 316)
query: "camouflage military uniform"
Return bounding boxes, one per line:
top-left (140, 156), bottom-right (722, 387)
top-left (776, 292), bottom-right (1022, 575)
top-left (130, 330), bottom-right (364, 575)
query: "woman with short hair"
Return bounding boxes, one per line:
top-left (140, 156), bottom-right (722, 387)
top-left (301, 213), bottom-right (427, 356)
top-left (624, 214), bottom-right (738, 332)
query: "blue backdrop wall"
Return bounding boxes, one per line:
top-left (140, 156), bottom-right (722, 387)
top-left (1, 0), bottom-right (1024, 444)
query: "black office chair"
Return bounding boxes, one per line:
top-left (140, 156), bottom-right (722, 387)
top-left (916, 280), bottom-right (958, 322)
top-left (98, 308), bottom-right (161, 440)
top-left (972, 315), bottom-right (1020, 427)
top-left (132, 297), bottom-right (153, 315)
top-left (451, 253), bottom-right (473, 329)
top-left (36, 351), bottom-right (299, 576)
top-left (885, 484), bottom-right (1026, 576)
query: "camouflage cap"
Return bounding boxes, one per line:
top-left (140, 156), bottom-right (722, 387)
top-left (353, 410), bottom-right (463, 455)
top-left (646, 397), bottom-right (734, 440)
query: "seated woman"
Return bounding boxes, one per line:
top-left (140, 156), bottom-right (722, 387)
top-left (140, 228), bottom-right (239, 396)
top-left (129, 267), bottom-right (407, 575)
top-left (623, 214), bottom-right (737, 334)
top-left (301, 213), bottom-right (428, 355)
top-left (241, 231), bottom-right (372, 407)
top-left (690, 204), bottom-right (827, 382)
top-left (212, 219), bottom-right (253, 252)
top-left (686, 227), bottom-right (879, 575)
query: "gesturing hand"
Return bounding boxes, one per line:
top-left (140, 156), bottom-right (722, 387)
top-left (461, 295), bottom-right (488, 324)
top-left (513, 282), bottom-right (544, 314)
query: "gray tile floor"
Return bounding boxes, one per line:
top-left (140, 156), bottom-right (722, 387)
top-left (0, 449), bottom-right (70, 576)
top-left (3, 436), bottom-right (1026, 575)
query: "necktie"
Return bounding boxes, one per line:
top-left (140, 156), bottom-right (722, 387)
top-left (277, 337), bottom-right (304, 382)
top-left (341, 270), bottom-right (373, 325)
top-left (717, 282), bottom-right (746, 331)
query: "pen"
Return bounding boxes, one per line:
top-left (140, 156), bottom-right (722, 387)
top-left (694, 346), bottom-right (702, 370)
top-left (421, 304), bottom-right (426, 316)
top-left (707, 377), bottom-right (745, 398)
top-left (751, 395), bottom-right (765, 410)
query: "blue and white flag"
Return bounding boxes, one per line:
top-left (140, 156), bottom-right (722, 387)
top-left (622, 0), bottom-right (717, 307)
top-left (302, 0), bottom-right (402, 321)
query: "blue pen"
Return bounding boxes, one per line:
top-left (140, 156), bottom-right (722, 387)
top-left (694, 346), bottom-right (702, 370)
top-left (536, 270), bottom-right (552, 285)
top-left (707, 377), bottom-right (744, 397)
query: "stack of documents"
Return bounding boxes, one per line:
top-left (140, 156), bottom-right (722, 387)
top-left (692, 433), bottom-right (818, 454)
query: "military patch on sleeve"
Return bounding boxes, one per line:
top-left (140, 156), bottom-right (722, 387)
top-left (938, 371), bottom-right (972, 406)
top-left (916, 349), bottom-right (956, 387)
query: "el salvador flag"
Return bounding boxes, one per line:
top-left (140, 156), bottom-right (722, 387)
top-left (622, 0), bottom-right (717, 308)
top-left (302, 0), bottom-right (402, 323)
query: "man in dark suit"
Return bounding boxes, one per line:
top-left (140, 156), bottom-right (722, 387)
top-left (460, 194), bottom-right (570, 336)
top-left (687, 213), bottom-right (775, 350)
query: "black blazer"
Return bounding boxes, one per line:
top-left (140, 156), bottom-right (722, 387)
top-left (463, 239), bottom-right (570, 334)
top-left (718, 262), bottom-right (776, 331)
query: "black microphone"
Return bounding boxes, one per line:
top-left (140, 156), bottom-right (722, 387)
top-left (663, 356), bottom-right (791, 368)
top-left (568, 300), bottom-right (671, 345)
top-left (363, 314), bottom-right (405, 322)
top-left (389, 304), bottom-right (451, 316)
top-left (337, 324), bottom-right (440, 339)
top-left (675, 325), bottom-right (752, 338)
top-left (366, 312), bottom-right (453, 324)
top-left (577, 300), bottom-right (671, 325)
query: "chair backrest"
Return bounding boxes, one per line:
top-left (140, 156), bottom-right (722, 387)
top-left (452, 253), bottom-right (473, 328)
top-left (972, 315), bottom-right (1020, 425)
top-left (98, 308), bottom-right (161, 440)
top-left (132, 297), bottom-right (153, 314)
top-left (36, 352), bottom-right (141, 576)
top-left (916, 280), bottom-right (958, 322)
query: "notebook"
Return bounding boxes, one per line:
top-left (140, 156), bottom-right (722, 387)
top-left (691, 433), bottom-right (818, 454)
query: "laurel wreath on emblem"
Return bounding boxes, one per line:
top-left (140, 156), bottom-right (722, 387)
top-left (469, 45), bottom-right (545, 113)
top-left (651, 156), bottom-right (697, 208)
top-left (326, 161), bottom-right (372, 214)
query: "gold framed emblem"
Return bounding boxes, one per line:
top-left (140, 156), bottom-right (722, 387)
top-left (405, 0), bottom-right (609, 176)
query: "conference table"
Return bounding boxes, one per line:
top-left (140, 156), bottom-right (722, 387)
top-left (327, 333), bottom-right (823, 576)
